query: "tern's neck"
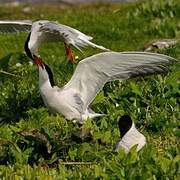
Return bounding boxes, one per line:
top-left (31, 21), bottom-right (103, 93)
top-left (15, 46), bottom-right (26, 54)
top-left (39, 71), bottom-right (51, 90)
top-left (123, 123), bottom-right (142, 139)
top-left (38, 64), bottom-right (55, 89)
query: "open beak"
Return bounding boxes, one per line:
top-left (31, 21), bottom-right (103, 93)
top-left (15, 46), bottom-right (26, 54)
top-left (33, 55), bottom-right (44, 69)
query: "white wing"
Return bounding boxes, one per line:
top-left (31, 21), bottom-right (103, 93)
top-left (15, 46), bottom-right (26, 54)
top-left (38, 21), bottom-right (109, 51)
top-left (0, 20), bottom-right (32, 33)
top-left (64, 52), bottom-right (176, 110)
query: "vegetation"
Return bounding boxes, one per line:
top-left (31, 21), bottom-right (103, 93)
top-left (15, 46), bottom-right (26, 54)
top-left (0, 0), bottom-right (179, 179)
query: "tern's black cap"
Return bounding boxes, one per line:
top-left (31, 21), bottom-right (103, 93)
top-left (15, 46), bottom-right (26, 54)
top-left (118, 115), bottom-right (133, 137)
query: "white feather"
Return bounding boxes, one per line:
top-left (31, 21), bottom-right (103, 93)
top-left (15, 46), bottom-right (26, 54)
top-left (115, 122), bottom-right (146, 153)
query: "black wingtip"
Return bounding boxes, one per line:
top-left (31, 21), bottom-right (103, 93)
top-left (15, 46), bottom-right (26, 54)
top-left (118, 115), bottom-right (133, 137)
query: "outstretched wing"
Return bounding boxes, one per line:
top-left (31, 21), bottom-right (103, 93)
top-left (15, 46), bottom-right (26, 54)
top-left (64, 52), bottom-right (176, 110)
top-left (39, 21), bottom-right (109, 51)
top-left (0, 20), bottom-right (32, 33)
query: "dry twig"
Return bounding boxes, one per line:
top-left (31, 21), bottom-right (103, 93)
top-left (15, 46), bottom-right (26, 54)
top-left (0, 70), bottom-right (18, 77)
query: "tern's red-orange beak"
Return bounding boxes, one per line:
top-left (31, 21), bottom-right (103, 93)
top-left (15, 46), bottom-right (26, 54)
top-left (33, 55), bottom-right (44, 69)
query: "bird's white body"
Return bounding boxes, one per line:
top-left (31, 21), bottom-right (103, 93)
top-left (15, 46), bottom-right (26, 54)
top-left (39, 72), bottom-right (103, 122)
top-left (115, 122), bottom-right (146, 153)
top-left (36, 51), bottom-right (176, 123)
top-left (40, 84), bottom-right (81, 120)
top-left (37, 62), bottom-right (97, 122)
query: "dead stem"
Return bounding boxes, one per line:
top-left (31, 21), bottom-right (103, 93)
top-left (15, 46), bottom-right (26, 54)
top-left (0, 70), bottom-right (19, 77)
top-left (59, 161), bottom-right (93, 165)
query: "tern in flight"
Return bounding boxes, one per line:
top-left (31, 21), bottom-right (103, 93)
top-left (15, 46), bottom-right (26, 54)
top-left (114, 115), bottom-right (146, 153)
top-left (33, 51), bottom-right (176, 123)
top-left (0, 20), bottom-right (109, 62)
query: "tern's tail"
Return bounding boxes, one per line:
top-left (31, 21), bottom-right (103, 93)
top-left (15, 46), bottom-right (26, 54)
top-left (80, 113), bottom-right (105, 124)
top-left (80, 108), bottom-right (106, 123)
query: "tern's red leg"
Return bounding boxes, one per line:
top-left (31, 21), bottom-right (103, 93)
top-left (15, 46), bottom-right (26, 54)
top-left (64, 43), bottom-right (75, 63)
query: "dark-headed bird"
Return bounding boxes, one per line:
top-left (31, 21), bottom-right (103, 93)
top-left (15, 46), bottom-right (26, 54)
top-left (114, 115), bottom-right (146, 153)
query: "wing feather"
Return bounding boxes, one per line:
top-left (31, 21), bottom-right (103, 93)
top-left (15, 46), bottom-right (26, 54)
top-left (39, 21), bottom-right (109, 51)
top-left (0, 20), bottom-right (32, 33)
top-left (64, 52), bottom-right (176, 110)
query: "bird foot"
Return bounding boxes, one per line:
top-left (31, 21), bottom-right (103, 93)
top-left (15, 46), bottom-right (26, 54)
top-left (64, 43), bottom-right (75, 63)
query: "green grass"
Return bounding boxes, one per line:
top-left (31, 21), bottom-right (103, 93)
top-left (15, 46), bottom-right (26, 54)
top-left (0, 0), bottom-right (180, 179)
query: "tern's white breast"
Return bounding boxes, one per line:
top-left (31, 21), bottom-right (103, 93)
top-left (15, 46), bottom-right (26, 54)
top-left (116, 123), bottom-right (146, 153)
top-left (40, 84), bottom-right (82, 120)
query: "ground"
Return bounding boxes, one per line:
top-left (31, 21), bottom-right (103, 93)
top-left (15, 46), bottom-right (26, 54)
top-left (0, 0), bottom-right (179, 179)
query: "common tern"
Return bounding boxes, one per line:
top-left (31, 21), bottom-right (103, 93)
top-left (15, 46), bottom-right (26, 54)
top-left (0, 20), bottom-right (109, 62)
top-left (33, 51), bottom-right (176, 123)
top-left (114, 115), bottom-right (146, 153)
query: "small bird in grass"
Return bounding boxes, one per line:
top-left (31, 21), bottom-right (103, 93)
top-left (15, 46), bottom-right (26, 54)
top-left (114, 115), bottom-right (146, 153)
top-left (0, 20), bottom-right (109, 63)
top-left (33, 51), bottom-right (176, 123)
